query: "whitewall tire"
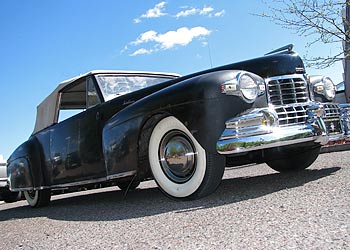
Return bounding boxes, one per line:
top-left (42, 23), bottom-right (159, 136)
top-left (148, 116), bottom-right (224, 199)
top-left (23, 189), bottom-right (51, 208)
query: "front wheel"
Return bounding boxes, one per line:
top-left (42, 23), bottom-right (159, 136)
top-left (23, 189), bottom-right (51, 208)
top-left (148, 116), bottom-right (224, 200)
top-left (266, 146), bottom-right (321, 173)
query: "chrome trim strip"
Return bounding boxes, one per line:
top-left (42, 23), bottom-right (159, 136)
top-left (107, 170), bottom-right (137, 180)
top-left (10, 170), bottom-right (137, 192)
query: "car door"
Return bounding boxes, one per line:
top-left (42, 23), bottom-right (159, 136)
top-left (49, 77), bottom-right (106, 185)
top-left (78, 77), bottom-right (105, 179)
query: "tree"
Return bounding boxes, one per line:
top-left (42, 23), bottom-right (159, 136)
top-left (258, 0), bottom-right (349, 70)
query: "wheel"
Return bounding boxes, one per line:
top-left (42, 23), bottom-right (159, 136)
top-left (147, 116), bottom-right (224, 200)
top-left (266, 145), bottom-right (320, 173)
top-left (117, 180), bottom-right (140, 191)
top-left (1, 190), bottom-right (21, 203)
top-left (23, 189), bottom-right (51, 208)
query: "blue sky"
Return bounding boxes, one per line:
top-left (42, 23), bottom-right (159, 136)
top-left (0, 0), bottom-right (344, 159)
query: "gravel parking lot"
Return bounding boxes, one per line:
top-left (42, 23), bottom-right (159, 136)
top-left (0, 151), bottom-right (349, 249)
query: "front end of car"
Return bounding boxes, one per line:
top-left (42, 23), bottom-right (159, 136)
top-left (217, 72), bottom-right (333, 155)
top-left (214, 50), bottom-right (350, 160)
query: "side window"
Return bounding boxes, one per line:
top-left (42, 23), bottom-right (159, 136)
top-left (57, 79), bottom-right (87, 123)
top-left (87, 77), bottom-right (100, 108)
top-left (58, 109), bottom-right (82, 122)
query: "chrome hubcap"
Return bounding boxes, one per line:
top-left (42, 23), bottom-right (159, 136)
top-left (27, 190), bottom-right (36, 199)
top-left (159, 131), bottom-right (197, 183)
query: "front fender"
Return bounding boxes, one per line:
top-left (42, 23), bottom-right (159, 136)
top-left (102, 70), bottom-right (268, 175)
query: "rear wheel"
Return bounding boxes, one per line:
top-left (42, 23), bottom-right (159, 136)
top-left (266, 146), bottom-right (320, 173)
top-left (147, 116), bottom-right (224, 200)
top-left (23, 189), bottom-right (51, 208)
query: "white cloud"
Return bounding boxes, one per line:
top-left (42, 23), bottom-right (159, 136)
top-left (130, 48), bottom-right (154, 56)
top-left (214, 10), bottom-right (225, 17)
top-left (130, 26), bottom-right (211, 50)
top-left (156, 27), bottom-right (211, 49)
top-left (175, 6), bottom-right (218, 18)
top-left (199, 6), bottom-right (214, 15)
top-left (133, 18), bottom-right (141, 24)
top-left (127, 27), bottom-right (212, 56)
top-left (134, 3), bottom-right (224, 23)
top-left (135, 1), bottom-right (167, 23)
top-left (175, 8), bottom-right (197, 18)
top-left (131, 30), bottom-right (158, 45)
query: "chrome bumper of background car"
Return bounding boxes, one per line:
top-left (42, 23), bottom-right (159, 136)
top-left (0, 178), bottom-right (8, 188)
top-left (216, 104), bottom-right (330, 155)
top-left (322, 103), bottom-right (350, 148)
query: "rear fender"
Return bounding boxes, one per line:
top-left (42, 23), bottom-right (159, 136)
top-left (8, 157), bottom-right (33, 191)
top-left (7, 137), bottom-right (45, 191)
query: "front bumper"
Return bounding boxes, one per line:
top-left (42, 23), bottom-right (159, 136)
top-left (216, 103), bottom-right (350, 155)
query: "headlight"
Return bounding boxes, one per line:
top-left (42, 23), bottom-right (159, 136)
top-left (221, 71), bottom-right (264, 103)
top-left (323, 77), bottom-right (335, 100)
top-left (313, 76), bottom-right (335, 101)
top-left (239, 73), bottom-right (258, 101)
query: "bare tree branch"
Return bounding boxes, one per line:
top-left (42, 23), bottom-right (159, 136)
top-left (255, 0), bottom-right (349, 69)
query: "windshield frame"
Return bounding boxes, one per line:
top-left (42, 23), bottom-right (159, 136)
top-left (95, 73), bottom-right (178, 102)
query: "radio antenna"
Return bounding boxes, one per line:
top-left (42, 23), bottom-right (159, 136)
top-left (207, 40), bottom-right (213, 68)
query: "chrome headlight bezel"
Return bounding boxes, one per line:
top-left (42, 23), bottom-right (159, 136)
top-left (221, 71), bottom-right (265, 103)
top-left (313, 76), bottom-right (336, 101)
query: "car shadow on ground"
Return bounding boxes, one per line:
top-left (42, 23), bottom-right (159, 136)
top-left (0, 166), bottom-right (340, 222)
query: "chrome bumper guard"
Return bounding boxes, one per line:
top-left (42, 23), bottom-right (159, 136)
top-left (217, 104), bottom-right (332, 155)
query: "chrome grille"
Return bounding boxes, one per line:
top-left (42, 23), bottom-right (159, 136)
top-left (266, 75), bottom-right (309, 106)
top-left (323, 103), bottom-right (342, 134)
top-left (274, 105), bottom-right (308, 126)
top-left (323, 103), bottom-right (340, 118)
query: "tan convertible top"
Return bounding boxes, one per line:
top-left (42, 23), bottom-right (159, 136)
top-left (32, 70), bottom-right (180, 134)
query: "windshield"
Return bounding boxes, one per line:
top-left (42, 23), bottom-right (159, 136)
top-left (96, 75), bottom-right (176, 101)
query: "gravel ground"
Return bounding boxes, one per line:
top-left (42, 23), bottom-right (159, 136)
top-left (0, 151), bottom-right (349, 250)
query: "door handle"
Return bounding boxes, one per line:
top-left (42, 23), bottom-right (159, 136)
top-left (52, 154), bottom-right (62, 165)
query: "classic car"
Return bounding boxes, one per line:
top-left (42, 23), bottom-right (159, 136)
top-left (7, 44), bottom-right (350, 207)
top-left (0, 160), bottom-right (21, 203)
top-left (309, 75), bottom-right (350, 152)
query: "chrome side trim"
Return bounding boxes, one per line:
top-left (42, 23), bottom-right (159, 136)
top-left (10, 170), bottom-right (137, 192)
top-left (107, 170), bottom-right (137, 180)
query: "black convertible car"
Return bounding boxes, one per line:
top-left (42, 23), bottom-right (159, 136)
top-left (7, 45), bottom-right (350, 207)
